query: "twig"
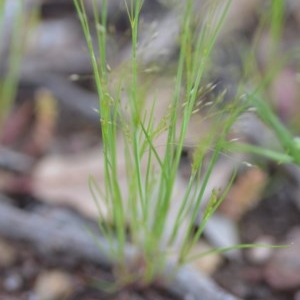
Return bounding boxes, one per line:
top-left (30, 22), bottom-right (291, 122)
top-left (0, 146), bottom-right (35, 173)
top-left (20, 72), bottom-right (100, 124)
top-left (0, 195), bottom-right (239, 300)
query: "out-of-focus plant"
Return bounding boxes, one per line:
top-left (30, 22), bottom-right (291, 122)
top-left (0, 0), bottom-right (25, 132)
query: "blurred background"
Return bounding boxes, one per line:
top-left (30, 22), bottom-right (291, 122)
top-left (1, 1), bottom-right (300, 299)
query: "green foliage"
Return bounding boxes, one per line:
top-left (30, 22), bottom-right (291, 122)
top-left (75, 0), bottom-right (291, 286)
top-left (74, 0), bottom-right (236, 283)
top-left (227, 0), bottom-right (300, 167)
top-left (0, 0), bottom-right (25, 130)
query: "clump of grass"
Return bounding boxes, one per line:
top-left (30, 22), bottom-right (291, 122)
top-left (74, 0), bottom-right (238, 283)
top-left (74, 0), bottom-right (289, 287)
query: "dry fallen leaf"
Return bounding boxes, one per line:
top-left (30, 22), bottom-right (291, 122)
top-left (220, 167), bottom-right (268, 221)
top-left (32, 146), bottom-right (110, 220)
top-left (188, 241), bottom-right (223, 275)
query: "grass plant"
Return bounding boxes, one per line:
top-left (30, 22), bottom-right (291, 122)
top-left (226, 0), bottom-right (300, 166)
top-left (0, 0), bottom-right (294, 291)
top-left (0, 0), bottom-right (25, 132)
top-left (74, 0), bottom-right (291, 287)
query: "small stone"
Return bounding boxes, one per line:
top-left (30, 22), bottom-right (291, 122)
top-left (34, 270), bottom-right (73, 300)
top-left (21, 259), bottom-right (38, 280)
top-left (264, 227), bottom-right (300, 290)
top-left (246, 236), bottom-right (274, 264)
top-left (0, 238), bottom-right (17, 267)
top-left (4, 272), bottom-right (23, 291)
top-left (204, 213), bottom-right (241, 259)
top-left (27, 292), bottom-right (38, 300)
top-left (295, 290), bottom-right (300, 300)
top-left (189, 241), bottom-right (223, 275)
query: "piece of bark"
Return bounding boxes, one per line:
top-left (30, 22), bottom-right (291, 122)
top-left (0, 147), bottom-right (35, 173)
top-left (0, 195), bottom-right (239, 300)
top-left (20, 17), bottom-right (93, 75)
top-left (0, 194), bottom-right (128, 267)
top-left (164, 263), bottom-right (240, 300)
top-left (20, 72), bottom-right (100, 125)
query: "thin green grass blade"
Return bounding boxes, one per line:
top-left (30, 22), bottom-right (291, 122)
top-left (0, 0), bottom-right (24, 129)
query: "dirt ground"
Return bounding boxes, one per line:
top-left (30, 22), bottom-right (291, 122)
top-left (1, 192), bottom-right (299, 300)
